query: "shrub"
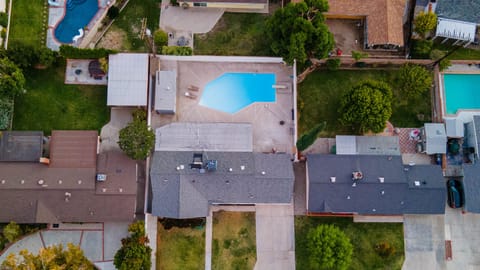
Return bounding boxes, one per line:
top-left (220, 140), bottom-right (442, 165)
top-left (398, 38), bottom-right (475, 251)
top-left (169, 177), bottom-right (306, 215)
top-left (375, 241), bottom-right (396, 258)
top-left (397, 64), bottom-right (432, 99)
top-left (59, 45), bottom-right (117, 59)
top-left (325, 58), bottom-right (341, 70)
top-left (411, 39), bottom-right (433, 59)
top-left (296, 122), bottom-right (326, 152)
top-left (154, 29), bottom-right (168, 48)
top-left (0, 98), bottom-right (13, 130)
top-left (107, 6), bottom-right (120, 20)
top-left (414, 11), bottom-right (437, 38)
top-left (1, 28), bottom-right (6, 39)
top-left (0, 12), bottom-right (7, 28)
top-left (430, 49), bottom-right (451, 71)
top-left (351, 50), bottom-right (368, 61)
top-left (161, 46), bottom-right (193, 56)
top-left (3, 222), bottom-right (22, 243)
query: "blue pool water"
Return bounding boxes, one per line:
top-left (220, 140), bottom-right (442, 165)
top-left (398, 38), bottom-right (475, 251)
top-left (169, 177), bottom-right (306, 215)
top-left (444, 74), bottom-right (480, 114)
top-left (54, 0), bottom-right (98, 43)
top-left (199, 73), bottom-right (276, 114)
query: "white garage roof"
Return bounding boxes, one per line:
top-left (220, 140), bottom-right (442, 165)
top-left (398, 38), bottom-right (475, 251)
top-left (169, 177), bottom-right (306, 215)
top-left (107, 53), bottom-right (149, 106)
top-left (435, 18), bottom-right (477, 42)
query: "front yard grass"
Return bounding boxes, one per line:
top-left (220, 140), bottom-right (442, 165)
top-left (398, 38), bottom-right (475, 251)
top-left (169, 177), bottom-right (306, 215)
top-left (212, 211), bottom-right (256, 270)
top-left (156, 221), bottom-right (205, 270)
top-left (298, 70), bottom-right (432, 136)
top-left (9, 0), bottom-right (46, 47)
top-left (105, 0), bottom-right (161, 52)
top-left (295, 216), bottom-right (404, 270)
top-left (194, 13), bottom-right (270, 56)
top-left (12, 63), bottom-right (109, 134)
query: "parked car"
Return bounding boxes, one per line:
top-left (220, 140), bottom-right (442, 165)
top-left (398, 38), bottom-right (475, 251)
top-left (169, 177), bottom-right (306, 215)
top-left (447, 179), bottom-right (464, 208)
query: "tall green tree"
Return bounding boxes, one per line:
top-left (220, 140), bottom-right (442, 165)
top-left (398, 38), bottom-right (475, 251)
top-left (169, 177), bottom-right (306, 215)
top-left (265, 0), bottom-right (334, 65)
top-left (339, 80), bottom-right (392, 134)
top-left (0, 57), bottom-right (25, 98)
top-left (118, 109), bottom-right (155, 160)
top-left (306, 224), bottom-right (353, 270)
top-left (414, 11), bottom-right (437, 38)
top-left (397, 64), bottom-right (432, 99)
top-left (114, 221), bottom-right (152, 270)
top-left (1, 243), bottom-right (95, 270)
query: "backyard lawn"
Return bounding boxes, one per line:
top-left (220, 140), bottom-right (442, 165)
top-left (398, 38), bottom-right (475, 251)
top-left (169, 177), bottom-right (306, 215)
top-left (157, 221), bottom-right (205, 270)
top-left (296, 216), bottom-right (404, 270)
top-left (298, 70), bottom-right (432, 136)
top-left (9, 0), bottom-right (46, 47)
top-left (212, 211), bottom-right (256, 270)
top-left (433, 43), bottom-right (480, 60)
top-left (100, 0), bottom-right (161, 52)
top-left (194, 13), bottom-right (271, 56)
top-left (12, 63), bottom-right (109, 134)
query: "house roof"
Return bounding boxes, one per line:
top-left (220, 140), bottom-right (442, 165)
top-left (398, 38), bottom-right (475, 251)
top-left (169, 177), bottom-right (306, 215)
top-left (306, 154), bottom-right (446, 215)
top-left (326, 0), bottom-right (406, 46)
top-left (154, 70), bottom-right (177, 114)
top-left (107, 53), bottom-right (149, 106)
top-left (336, 135), bottom-right (400, 155)
top-left (435, 0), bottom-right (480, 24)
top-left (155, 123), bottom-right (253, 152)
top-left (50, 130), bottom-right (98, 168)
top-left (150, 151), bottom-right (294, 218)
top-left (435, 18), bottom-right (477, 42)
top-left (445, 118), bottom-right (464, 138)
top-left (424, 123), bottom-right (447, 154)
top-left (463, 164), bottom-right (480, 213)
top-left (96, 150), bottom-right (138, 195)
top-left (0, 131), bottom-right (43, 162)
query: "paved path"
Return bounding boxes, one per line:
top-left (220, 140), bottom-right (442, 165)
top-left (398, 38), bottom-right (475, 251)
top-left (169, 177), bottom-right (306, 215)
top-left (254, 204), bottom-right (296, 270)
top-left (100, 107), bottom-right (133, 153)
top-left (205, 212), bottom-right (213, 270)
top-left (0, 223), bottom-right (129, 269)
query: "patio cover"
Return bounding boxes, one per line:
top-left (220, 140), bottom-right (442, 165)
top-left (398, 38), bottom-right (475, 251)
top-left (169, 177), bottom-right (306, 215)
top-left (154, 70), bottom-right (177, 114)
top-left (424, 123), bottom-right (447, 154)
top-left (445, 118), bottom-right (464, 138)
top-left (107, 53), bottom-right (149, 106)
top-left (435, 18), bottom-right (476, 42)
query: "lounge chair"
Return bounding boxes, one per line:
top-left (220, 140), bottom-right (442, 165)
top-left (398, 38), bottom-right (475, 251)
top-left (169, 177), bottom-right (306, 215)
top-left (188, 85), bottom-right (200, 91)
top-left (184, 92), bottom-right (197, 99)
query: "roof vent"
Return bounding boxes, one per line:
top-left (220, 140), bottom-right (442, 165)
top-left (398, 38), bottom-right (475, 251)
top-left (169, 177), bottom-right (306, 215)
top-left (372, 208), bottom-right (376, 212)
top-left (414, 181), bottom-right (421, 186)
top-left (78, 180), bottom-right (82, 185)
top-left (378, 177), bottom-right (385, 183)
top-left (58, 180), bottom-right (63, 184)
top-left (176, 166), bottom-right (181, 171)
top-left (330, 177), bottom-right (336, 183)
top-left (65, 192), bottom-right (71, 202)
top-left (163, 178), bottom-right (168, 182)
top-left (249, 194), bottom-right (254, 199)
top-left (225, 180), bottom-right (230, 184)
top-left (261, 171), bottom-right (266, 175)
top-left (206, 160), bottom-right (217, 171)
top-left (20, 180), bottom-right (25, 184)
top-left (37, 179), bottom-right (45, 185)
top-left (347, 195), bottom-right (351, 200)
top-left (228, 168), bottom-right (233, 172)
top-left (96, 174), bottom-right (107, 182)
top-left (352, 171), bottom-right (363, 180)
top-left (1, 180), bottom-right (5, 184)
top-left (119, 188), bottom-right (123, 193)
top-left (102, 188), bottom-right (107, 192)
top-left (404, 167), bottom-right (409, 171)
top-left (179, 164), bottom-right (185, 170)
top-left (352, 182), bottom-right (357, 187)
top-left (381, 190), bottom-right (385, 195)
top-left (409, 162), bottom-right (415, 166)
top-left (240, 165), bottom-right (246, 170)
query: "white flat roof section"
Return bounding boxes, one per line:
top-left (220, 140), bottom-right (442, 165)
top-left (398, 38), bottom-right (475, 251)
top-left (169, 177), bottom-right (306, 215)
top-left (155, 123), bottom-right (253, 152)
top-left (425, 123), bottom-right (447, 154)
top-left (435, 18), bottom-right (477, 42)
top-left (445, 118), bottom-right (464, 138)
top-left (107, 53), bottom-right (149, 106)
top-left (154, 70), bottom-right (177, 114)
top-left (335, 135), bottom-right (356, 155)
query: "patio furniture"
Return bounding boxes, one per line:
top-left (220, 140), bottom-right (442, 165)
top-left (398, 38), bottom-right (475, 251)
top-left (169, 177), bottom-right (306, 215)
top-left (188, 85), bottom-right (200, 91)
top-left (184, 92), bottom-right (197, 99)
top-left (75, 69), bottom-right (82, 75)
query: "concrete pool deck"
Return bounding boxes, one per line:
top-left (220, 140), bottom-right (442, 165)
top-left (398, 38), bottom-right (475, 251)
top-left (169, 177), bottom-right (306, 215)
top-left (151, 56), bottom-right (295, 154)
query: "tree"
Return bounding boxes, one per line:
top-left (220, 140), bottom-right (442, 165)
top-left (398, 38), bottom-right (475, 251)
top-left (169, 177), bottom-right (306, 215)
top-left (1, 243), bottom-right (95, 269)
top-left (154, 29), bottom-right (168, 48)
top-left (114, 221), bottom-right (152, 270)
top-left (265, 0), bottom-right (334, 65)
top-left (3, 222), bottom-right (21, 243)
top-left (296, 122), bottom-right (326, 151)
top-left (6, 44), bottom-right (56, 69)
top-left (306, 224), bottom-right (353, 270)
top-left (118, 110), bottom-right (155, 160)
top-left (325, 58), bottom-right (340, 70)
top-left (414, 11), bottom-right (437, 38)
top-left (339, 80), bottom-right (392, 134)
top-left (397, 64), bottom-right (432, 99)
top-left (0, 57), bottom-right (25, 98)
top-left (107, 5), bottom-right (120, 20)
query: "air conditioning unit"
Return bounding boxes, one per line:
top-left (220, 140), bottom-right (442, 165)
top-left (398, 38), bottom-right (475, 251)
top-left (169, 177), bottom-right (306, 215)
top-left (96, 174), bottom-right (107, 182)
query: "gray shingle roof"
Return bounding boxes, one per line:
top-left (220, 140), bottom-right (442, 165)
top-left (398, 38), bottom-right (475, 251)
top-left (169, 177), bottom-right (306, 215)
top-left (150, 151), bottom-right (294, 218)
top-left (0, 131), bottom-right (43, 162)
top-left (463, 164), bottom-right (480, 213)
top-left (307, 154), bottom-right (446, 215)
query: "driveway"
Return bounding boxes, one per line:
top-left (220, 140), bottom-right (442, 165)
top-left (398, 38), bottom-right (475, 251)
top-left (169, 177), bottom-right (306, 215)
top-left (254, 204), bottom-right (296, 270)
top-left (403, 214), bottom-right (446, 270)
top-left (0, 223), bottom-right (129, 270)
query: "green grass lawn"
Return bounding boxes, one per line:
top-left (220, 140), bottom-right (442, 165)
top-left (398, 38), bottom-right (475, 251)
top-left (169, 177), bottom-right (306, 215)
top-left (157, 222), bottom-right (205, 270)
top-left (298, 70), bottom-right (431, 136)
top-left (194, 13), bottom-right (271, 56)
top-left (9, 0), bottom-right (46, 47)
top-left (212, 211), bottom-right (256, 270)
top-left (12, 63), bottom-right (109, 134)
top-left (433, 43), bottom-right (480, 60)
top-left (296, 216), bottom-right (404, 270)
top-left (107, 0), bottom-right (161, 52)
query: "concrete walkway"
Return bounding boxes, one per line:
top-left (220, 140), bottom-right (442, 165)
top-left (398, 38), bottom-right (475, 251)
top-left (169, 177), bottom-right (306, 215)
top-left (205, 212), bottom-right (213, 270)
top-left (100, 107), bottom-right (133, 153)
top-left (0, 223), bottom-right (129, 270)
top-left (254, 204), bottom-right (296, 270)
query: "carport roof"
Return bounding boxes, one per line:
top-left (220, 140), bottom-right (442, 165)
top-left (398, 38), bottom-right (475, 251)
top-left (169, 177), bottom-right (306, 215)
top-left (435, 18), bottom-right (477, 42)
top-left (336, 135), bottom-right (400, 155)
top-left (149, 151), bottom-right (294, 218)
top-left (463, 164), bottom-right (480, 213)
top-left (326, 0), bottom-right (406, 46)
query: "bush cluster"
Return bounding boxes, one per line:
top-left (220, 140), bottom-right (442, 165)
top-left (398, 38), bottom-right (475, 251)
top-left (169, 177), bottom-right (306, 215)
top-left (161, 46), bottom-right (193, 56)
top-left (59, 45), bottom-right (117, 59)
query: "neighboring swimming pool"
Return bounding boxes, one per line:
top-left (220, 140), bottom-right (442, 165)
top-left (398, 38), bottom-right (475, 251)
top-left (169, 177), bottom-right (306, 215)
top-left (199, 73), bottom-right (276, 114)
top-left (444, 74), bottom-right (480, 114)
top-left (54, 0), bottom-right (98, 44)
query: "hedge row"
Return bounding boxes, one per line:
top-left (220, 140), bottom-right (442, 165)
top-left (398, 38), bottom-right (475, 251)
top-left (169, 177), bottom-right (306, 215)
top-left (59, 45), bottom-right (117, 59)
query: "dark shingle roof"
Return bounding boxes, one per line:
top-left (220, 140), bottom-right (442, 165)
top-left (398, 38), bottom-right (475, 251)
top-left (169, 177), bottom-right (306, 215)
top-left (463, 164), bottom-right (480, 213)
top-left (150, 151), bottom-right (294, 218)
top-left (307, 154), bottom-right (446, 215)
top-left (436, 0), bottom-right (480, 24)
top-left (0, 131), bottom-right (43, 162)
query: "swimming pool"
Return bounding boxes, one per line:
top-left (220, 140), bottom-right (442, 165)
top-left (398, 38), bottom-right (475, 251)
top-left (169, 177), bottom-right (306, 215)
top-left (54, 0), bottom-right (98, 44)
top-left (199, 73), bottom-right (276, 114)
top-left (444, 74), bottom-right (480, 114)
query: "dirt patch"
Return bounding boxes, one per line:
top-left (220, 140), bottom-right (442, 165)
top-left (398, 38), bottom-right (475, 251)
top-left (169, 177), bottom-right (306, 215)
top-left (96, 26), bottom-right (129, 51)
